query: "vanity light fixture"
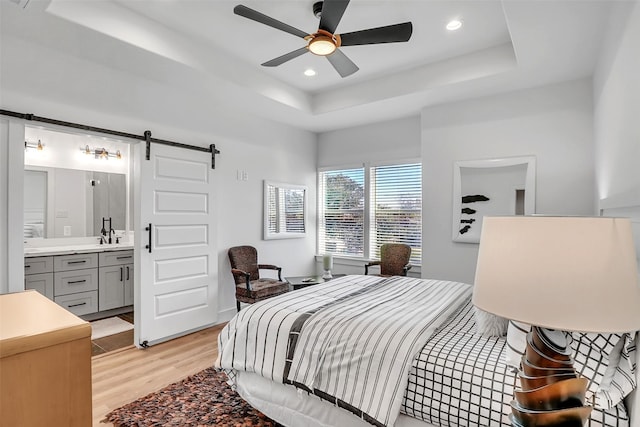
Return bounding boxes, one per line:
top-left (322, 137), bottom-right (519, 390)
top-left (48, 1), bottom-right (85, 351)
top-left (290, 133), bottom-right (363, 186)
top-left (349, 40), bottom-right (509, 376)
top-left (81, 145), bottom-right (123, 160)
top-left (24, 139), bottom-right (44, 151)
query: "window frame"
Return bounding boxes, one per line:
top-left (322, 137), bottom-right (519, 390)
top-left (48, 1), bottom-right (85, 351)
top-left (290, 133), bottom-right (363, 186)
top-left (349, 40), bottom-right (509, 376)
top-left (317, 159), bottom-right (422, 265)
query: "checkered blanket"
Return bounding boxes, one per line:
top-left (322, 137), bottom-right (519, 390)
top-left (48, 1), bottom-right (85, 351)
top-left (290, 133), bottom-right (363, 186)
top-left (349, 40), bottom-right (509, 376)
top-left (403, 299), bottom-right (631, 427)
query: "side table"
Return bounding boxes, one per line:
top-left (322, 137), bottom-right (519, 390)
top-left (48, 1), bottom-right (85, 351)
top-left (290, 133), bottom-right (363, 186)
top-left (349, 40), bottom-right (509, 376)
top-left (286, 274), bottom-right (346, 289)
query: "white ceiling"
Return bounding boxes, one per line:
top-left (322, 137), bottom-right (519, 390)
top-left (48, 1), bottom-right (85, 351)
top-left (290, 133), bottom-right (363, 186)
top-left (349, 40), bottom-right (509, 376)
top-left (3, 0), bottom-right (614, 133)
top-left (115, 0), bottom-right (512, 93)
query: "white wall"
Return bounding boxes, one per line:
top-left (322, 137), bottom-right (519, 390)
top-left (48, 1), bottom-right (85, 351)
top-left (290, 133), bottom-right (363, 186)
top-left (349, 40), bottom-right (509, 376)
top-left (215, 134), bottom-right (317, 317)
top-left (421, 79), bottom-right (596, 284)
top-left (0, 13), bottom-right (317, 319)
top-left (593, 0), bottom-right (640, 204)
top-left (0, 119), bottom-right (26, 294)
top-left (318, 115), bottom-right (421, 167)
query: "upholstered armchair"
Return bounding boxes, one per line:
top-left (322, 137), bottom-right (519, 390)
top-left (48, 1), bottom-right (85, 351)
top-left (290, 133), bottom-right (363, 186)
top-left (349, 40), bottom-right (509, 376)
top-left (364, 243), bottom-right (412, 277)
top-left (228, 245), bottom-right (290, 312)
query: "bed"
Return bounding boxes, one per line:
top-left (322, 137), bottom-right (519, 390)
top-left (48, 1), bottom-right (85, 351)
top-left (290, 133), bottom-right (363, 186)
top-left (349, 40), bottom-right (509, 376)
top-left (217, 274), bottom-right (640, 427)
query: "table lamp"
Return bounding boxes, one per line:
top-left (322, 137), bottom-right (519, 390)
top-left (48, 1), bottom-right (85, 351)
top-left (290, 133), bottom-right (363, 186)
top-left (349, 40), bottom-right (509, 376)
top-left (322, 253), bottom-right (333, 279)
top-left (473, 216), bottom-right (640, 426)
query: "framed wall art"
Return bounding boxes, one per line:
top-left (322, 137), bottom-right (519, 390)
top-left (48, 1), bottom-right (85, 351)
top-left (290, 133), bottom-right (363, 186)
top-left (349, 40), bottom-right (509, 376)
top-left (452, 156), bottom-right (536, 243)
top-left (264, 181), bottom-right (307, 240)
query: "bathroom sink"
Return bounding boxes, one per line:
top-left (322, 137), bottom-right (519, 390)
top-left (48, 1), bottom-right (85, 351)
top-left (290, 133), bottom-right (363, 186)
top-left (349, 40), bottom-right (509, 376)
top-left (24, 247), bottom-right (53, 253)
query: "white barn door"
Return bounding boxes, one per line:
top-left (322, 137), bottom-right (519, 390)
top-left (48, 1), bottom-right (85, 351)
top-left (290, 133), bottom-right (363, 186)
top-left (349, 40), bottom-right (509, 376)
top-left (134, 142), bottom-right (217, 347)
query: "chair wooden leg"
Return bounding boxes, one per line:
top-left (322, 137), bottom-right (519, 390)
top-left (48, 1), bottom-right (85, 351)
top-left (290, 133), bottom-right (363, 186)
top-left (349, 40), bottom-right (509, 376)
top-left (236, 300), bottom-right (241, 312)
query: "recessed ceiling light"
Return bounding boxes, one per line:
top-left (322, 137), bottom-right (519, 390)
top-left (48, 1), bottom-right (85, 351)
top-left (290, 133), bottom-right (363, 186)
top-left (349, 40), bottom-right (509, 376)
top-left (304, 68), bottom-right (317, 77)
top-left (446, 19), bottom-right (463, 31)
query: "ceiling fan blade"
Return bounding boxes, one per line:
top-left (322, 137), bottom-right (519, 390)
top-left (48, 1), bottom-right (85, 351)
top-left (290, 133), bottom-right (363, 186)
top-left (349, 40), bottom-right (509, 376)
top-left (340, 22), bottom-right (413, 46)
top-left (318, 0), bottom-right (350, 34)
top-left (326, 49), bottom-right (359, 78)
top-left (234, 5), bottom-right (309, 39)
top-left (261, 47), bottom-right (309, 67)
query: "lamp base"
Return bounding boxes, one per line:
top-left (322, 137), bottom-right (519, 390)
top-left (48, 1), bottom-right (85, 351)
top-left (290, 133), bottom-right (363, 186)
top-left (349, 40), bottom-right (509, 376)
top-left (322, 269), bottom-right (333, 279)
top-left (511, 326), bottom-right (591, 426)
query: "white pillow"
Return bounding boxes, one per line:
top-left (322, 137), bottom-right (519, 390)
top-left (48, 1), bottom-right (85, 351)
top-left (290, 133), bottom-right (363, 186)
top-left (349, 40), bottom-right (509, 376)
top-left (571, 331), bottom-right (636, 410)
top-left (473, 306), bottom-right (508, 337)
top-left (504, 320), bottom-right (531, 368)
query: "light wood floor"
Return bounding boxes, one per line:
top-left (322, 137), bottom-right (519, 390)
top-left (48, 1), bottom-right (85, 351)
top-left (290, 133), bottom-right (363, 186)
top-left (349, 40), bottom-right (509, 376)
top-left (92, 323), bottom-right (225, 426)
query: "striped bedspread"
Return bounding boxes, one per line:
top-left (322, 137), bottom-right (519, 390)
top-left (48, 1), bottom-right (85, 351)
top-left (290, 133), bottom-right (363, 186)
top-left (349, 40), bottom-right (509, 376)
top-left (217, 275), bottom-right (472, 427)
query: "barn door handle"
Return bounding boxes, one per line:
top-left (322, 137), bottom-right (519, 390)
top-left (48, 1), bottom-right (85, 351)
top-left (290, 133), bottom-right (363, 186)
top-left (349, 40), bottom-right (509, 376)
top-left (145, 223), bottom-right (152, 253)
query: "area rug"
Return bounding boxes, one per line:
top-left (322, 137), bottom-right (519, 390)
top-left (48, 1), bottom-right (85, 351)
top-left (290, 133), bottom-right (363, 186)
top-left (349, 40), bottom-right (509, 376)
top-left (91, 316), bottom-right (134, 340)
top-left (101, 367), bottom-right (276, 426)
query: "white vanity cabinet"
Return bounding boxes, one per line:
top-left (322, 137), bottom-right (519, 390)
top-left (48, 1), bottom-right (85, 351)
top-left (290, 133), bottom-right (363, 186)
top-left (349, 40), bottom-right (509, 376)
top-left (98, 250), bottom-right (134, 311)
top-left (25, 247), bottom-right (134, 316)
top-left (124, 263), bottom-right (134, 306)
top-left (53, 253), bottom-right (99, 316)
top-left (24, 257), bottom-right (54, 300)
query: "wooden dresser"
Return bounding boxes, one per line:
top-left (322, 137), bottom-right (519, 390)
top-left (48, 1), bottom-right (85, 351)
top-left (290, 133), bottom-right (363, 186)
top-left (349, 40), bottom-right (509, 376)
top-left (0, 290), bottom-right (92, 426)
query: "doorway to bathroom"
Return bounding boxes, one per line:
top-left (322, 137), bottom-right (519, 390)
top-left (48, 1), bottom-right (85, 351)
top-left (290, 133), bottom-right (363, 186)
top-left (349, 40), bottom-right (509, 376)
top-left (91, 312), bottom-right (134, 356)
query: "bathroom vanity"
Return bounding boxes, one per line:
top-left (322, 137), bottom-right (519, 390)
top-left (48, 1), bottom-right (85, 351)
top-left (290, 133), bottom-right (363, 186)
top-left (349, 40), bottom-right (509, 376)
top-left (24, 244), bottom-right (134, 317)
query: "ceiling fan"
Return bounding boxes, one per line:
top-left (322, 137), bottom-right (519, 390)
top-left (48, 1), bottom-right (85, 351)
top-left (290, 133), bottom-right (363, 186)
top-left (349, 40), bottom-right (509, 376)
top-left (233, 0), bottom-right (413, 78)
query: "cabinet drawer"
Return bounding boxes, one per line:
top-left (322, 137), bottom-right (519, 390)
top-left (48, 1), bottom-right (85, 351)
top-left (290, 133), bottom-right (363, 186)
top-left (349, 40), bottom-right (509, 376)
top-left (99, 250), bottom-right (134, 267)
top-left (25, 273), bottom-right (54, 300)
top-left (54, 269), bottom-right (98, 296)
top-left (24, 256), bottom-right (54, 275)
top-left (54, 253), bottom-right (98, 272)
top-left (54, 291), bottom-right (98, 316)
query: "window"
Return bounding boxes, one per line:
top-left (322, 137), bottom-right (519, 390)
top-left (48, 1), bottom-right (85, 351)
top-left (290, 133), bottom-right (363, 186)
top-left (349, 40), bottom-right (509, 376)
top-left (318, 162), bottom-right (422, 264)
top-left (369, 163), bottom-right (422, 263)
top-left (318, 168), bottom-right (365, 257)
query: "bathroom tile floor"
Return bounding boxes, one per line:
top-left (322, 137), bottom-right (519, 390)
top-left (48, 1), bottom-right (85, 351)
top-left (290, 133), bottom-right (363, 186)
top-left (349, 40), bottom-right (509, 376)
top-left (92, 312), bottom-right (134, 356)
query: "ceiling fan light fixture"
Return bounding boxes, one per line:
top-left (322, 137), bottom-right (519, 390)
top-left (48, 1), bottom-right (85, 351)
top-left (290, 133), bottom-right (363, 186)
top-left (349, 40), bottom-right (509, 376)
top-left (308, 34), bottom-right (337, 56)
top-left (308, 37), bottom-right (336, 56)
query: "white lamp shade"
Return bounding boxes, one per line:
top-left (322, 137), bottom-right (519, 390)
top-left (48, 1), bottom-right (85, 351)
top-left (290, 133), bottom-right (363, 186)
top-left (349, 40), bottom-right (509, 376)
top-left (473, 216), bottom-right (640, 333)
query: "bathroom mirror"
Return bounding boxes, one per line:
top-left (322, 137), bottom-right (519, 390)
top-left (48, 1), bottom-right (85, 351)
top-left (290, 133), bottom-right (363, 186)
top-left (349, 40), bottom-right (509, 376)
top-left (24, 166), bottom-right (127, 239)
top-left (264, 181), bottom-right (307, 240)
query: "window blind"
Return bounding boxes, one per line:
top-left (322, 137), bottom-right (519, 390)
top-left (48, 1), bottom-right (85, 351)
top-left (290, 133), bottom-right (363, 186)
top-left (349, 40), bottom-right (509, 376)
top-left (267, 184), bottom-right (277, 234)
top-left (283, 188), bottom-right (305, 233)
top-left (369, 163), bottom-right (422, 264)
top-left (318, 168), bottom-right (365, 257)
